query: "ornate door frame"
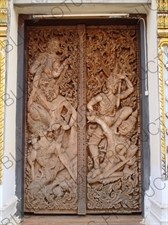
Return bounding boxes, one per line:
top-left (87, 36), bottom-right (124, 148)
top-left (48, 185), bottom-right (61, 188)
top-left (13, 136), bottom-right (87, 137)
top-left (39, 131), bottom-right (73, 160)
top-left (15, 15), bottom-right (150, 217)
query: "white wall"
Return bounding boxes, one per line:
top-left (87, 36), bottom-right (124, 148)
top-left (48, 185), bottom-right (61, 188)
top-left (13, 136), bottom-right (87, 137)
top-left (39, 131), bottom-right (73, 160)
top-left (0, 0), bottom-right (19, 224)
top-left (145, 1), bottom-right (168, 225)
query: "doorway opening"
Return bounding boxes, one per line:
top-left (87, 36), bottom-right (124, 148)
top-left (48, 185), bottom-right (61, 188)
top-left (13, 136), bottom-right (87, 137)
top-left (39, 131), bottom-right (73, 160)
top-left (16, 16), bottom-right (150, 217)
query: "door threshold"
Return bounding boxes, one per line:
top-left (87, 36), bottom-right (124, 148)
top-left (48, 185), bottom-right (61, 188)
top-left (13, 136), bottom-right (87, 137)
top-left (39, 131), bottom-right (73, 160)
top-left (21, 214), bottom-right (143, 225)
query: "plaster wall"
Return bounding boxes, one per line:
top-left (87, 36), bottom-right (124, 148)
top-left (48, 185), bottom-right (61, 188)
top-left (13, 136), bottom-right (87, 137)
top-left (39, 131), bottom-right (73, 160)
top-left (1, 0), bottom-right (167, 224)
top-left (143, 2), bottom-right (168, 225)
top-left (0, 0), bottom-right (18, 224)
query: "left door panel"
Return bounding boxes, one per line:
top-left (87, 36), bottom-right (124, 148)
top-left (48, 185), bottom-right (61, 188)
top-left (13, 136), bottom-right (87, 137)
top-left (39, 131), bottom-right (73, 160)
top-left (24, 26), bottom-right (79, 213)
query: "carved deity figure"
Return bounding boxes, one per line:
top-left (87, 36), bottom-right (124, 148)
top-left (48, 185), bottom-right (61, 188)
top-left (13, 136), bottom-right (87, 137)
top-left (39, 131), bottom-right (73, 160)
top-left (87, 110), bottom-right (138, 184)
top-left (87, 70), bottom-right (134, 178)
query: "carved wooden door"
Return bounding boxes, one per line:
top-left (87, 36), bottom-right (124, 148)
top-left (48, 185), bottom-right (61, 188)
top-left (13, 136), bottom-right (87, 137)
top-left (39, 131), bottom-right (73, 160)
top-left (24, 23), bottom-right (141, 214)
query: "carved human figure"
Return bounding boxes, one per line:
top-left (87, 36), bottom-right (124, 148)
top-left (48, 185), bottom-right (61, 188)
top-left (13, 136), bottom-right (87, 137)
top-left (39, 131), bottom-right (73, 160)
top-left (27, 39), bottom-right (78, 200)
top-left (28, 39), bottom-right (70, 107)
top-left (28, 127), bottom-right (77, 183)
top-left (87, 71), bottom-right (134, 177)
top-left (27, 40), bottom-right (77, 134)
top-left (27, 131), bottom-right (61, 184)
top-left (87, 110), bottom-right (138, 184)
top-left (30, 39), bottom-right (69, 77)
top-left (27, 130), bottom-right (77, 205)
top-left (27, 80), bottom-right (77, 182)
top-left (34, 83), bottom-right (76, 129)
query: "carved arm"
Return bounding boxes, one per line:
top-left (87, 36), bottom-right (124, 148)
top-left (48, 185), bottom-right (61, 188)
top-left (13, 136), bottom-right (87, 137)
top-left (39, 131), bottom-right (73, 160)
top-left (87, 95), bottom-right (102, 112)
top-left (120, 76), bottom-right (134, 100)
top-left (94, 117), bottom-right (119, 143)
top-left (30, 54), bottom-right (47, 74)
top-left (52, 58), bottom-right (69, 78)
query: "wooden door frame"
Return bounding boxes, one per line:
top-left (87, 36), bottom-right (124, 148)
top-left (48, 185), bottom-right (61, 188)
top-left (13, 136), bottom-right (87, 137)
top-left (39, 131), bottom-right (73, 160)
top-left (15, 14), bottom-right (150, 218)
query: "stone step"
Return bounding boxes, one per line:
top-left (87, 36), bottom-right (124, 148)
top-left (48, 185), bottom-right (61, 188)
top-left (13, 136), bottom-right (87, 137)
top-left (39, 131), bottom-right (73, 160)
top-left (21, 215), bottom-right (143, 225)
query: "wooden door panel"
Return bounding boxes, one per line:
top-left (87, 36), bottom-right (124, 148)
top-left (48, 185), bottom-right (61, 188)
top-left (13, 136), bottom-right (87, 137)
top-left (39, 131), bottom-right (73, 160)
top-left (85, 26), bottom-right (141, 213)
top-left (25, 26), bottom-right (79, 213)
top-left (24, 23), bottom-right (141, 214)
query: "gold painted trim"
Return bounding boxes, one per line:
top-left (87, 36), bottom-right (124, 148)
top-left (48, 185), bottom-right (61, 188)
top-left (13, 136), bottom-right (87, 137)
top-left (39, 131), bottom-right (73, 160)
top-left (0, 0), bottom-right (7, 184)
top-left (158, 38), bottom-right (168, 179)
top-left (158, 14), bottom-right (168, 29)
top-left (157, 0), bottom-right (168, 179)
top-left (0, 0), bottom-right (7, 7)
top-left (157, 0), bottom-right (168, 12)
top-left (0, 49), bottom-right (4, 184)
top-left (158, 29), bottom-right (168, 38)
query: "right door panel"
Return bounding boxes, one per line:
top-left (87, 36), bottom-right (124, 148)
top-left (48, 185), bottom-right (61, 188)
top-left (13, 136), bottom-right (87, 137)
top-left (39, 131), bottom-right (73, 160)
top-left (86, 25), bottom-right (141, 213)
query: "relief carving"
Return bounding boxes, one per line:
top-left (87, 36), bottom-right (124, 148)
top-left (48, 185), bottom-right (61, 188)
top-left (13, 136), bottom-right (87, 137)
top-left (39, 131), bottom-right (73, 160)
top-left (25, 28), bottom-right (79, 212)
top-left (86, 28), bottom-right (141, 212)
top-left (25, 25), bottom-right (141, 214)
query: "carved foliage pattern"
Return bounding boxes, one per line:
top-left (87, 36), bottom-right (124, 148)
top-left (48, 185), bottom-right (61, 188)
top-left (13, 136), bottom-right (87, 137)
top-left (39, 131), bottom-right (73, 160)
top-left (86, 27), bottom-right (141, 212)
top-left (25, 27), bottom-right (79, 212)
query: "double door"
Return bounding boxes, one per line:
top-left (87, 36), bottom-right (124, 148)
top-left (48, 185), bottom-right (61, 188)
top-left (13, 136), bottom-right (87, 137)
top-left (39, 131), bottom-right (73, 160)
top-left (24, 22), bottom-right (141, 214)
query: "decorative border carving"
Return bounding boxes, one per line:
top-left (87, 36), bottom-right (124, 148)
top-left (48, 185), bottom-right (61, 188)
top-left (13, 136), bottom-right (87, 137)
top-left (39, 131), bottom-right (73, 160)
top-left (136, 25), bottom-right (142, 211)
top-left (0, 0), bottom-right (7, 184)
top-left (158, 39), bottom-right (168, 179)
top-left (77, 24), bottom-right (87, 215)
top-left (157, 0), bottom-right (168, 179)
top-left (0, 0), bottom-right (7, 23)
top-left (0, 50), bottom-right (4, 184)
top-left (158, 14), bottom-right (168, 29)
top-left (157, 0), bottom-right (168, 12)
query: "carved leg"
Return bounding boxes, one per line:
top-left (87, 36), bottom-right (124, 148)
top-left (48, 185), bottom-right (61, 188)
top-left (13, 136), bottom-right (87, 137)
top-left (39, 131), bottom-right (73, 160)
top-left (88, 144), bottom-right (100, 170)
top-left (104, 107), bottom-right (133, 132)
top-left (27, 148), bottom-right (37, 180)
top-left (118, 106), bottom-right (132, 121)
top-left (102, 176), bottom-right (121, 185)
top-left (123, 165), bottom-right (134, 176)
top-left (31, 163), bottom-right (35, 180)
top-left (103, 157), bottom-right (115, 173)
top-left (88, 126), bottom-right (104, 166)
top-left (88, 143), bottom-right (104, 179)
